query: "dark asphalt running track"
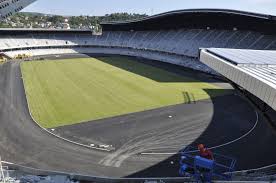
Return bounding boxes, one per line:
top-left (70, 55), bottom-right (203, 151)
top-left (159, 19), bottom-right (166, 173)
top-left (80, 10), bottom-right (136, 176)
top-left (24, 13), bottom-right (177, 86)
top-left (0, 57), bottom-right (275, 177)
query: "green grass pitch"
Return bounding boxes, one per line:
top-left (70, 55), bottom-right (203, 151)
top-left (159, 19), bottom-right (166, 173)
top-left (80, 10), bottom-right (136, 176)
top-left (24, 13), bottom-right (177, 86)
top-left (21, 57), bottom-right (227, 128)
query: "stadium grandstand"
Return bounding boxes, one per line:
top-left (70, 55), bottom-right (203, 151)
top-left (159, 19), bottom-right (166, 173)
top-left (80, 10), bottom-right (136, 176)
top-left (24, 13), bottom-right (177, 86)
top-left (1, 7), bottom-right (276, 183)
top-left (1, 9), bottom-right (276, 75)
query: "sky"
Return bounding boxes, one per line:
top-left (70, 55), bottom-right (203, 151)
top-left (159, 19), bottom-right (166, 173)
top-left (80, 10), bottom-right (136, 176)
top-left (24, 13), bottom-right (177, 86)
top-left (23, 0), bottom-right (276, 16)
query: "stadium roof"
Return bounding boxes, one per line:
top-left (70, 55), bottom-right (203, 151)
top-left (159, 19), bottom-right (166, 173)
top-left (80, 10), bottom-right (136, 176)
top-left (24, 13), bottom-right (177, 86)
top-left (0, 28), bottom-right (92, 35)
top-left (206, 48), bottom-right (276, 66)
top-left (101, 9), bottom-right (276, 33)
top-left (200, 48), bottom-right (276, 110)
top-left (0, 0), bottom-right (37, 19)
top-left (103, 9), bottom-right (274, 24)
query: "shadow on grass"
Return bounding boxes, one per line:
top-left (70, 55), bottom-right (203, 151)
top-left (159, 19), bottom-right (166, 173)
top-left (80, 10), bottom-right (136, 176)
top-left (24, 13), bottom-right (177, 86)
top-left (97, 56), bottom-right (232, 100)
top-left (95, 56), bottom-right (209, 83)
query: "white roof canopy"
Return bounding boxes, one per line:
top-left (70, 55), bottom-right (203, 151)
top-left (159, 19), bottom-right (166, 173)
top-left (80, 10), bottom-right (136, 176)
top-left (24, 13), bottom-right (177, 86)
top-left (200, 48), bottom-right (276, 110)
top-left (0, 0), bottom-right (37, 19)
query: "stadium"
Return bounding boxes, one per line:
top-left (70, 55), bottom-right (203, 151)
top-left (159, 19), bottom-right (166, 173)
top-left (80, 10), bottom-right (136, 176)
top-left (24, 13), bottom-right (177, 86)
top-left (0, 1), bottom-right (276, 182)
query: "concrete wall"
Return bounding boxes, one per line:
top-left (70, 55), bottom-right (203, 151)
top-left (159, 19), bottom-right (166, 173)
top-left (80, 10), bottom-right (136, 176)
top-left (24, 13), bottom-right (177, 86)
top-left (5, 47), bottom-right (218, 75)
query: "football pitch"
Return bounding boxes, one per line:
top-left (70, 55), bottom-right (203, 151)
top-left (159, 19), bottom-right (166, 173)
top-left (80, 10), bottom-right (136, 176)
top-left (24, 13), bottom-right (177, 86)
top-left (21, 57), bottom-right (227, 128)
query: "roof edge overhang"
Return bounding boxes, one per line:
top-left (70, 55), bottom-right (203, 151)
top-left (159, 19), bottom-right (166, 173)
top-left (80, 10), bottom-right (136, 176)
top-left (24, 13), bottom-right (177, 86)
top-left (0, 28), bottom-right (92, 35)
top-left (101, 8), bottom-right (273, 25)
top-left (100, 9), bottom-right (276, 33)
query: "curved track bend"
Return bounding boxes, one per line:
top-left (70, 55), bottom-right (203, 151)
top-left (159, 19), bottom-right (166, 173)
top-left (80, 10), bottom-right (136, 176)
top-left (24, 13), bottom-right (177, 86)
top-left (0, 59), bottom-right (275, 177)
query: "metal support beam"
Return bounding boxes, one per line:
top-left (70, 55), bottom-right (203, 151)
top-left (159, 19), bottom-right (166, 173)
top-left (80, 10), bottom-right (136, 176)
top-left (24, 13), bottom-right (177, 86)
top-left (0, 156), bottom-right (6, 183)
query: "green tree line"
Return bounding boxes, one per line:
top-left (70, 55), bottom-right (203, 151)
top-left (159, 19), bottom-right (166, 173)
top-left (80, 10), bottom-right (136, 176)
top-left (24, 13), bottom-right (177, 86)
top-left (0, 12), bottom-right (148, 30)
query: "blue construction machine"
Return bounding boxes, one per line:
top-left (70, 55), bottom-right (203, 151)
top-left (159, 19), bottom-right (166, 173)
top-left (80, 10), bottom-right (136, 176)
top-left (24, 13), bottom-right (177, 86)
top-left (179, 146), bottom-right (236, 182)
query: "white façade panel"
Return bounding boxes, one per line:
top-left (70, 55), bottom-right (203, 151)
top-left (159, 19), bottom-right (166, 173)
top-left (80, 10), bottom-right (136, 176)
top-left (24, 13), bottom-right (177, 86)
top-left (200, 49), bottom-right (276, 111)
top-left (248, 75), bottom-right (256, 94)
top-left (256, 79), bottom-right (264, 101)
top-left (241, 71), bottom-right (249, 90)
top-left (250, 76), bottom-right (259, 97)
top-left (242, 71), bottom-right (250, 90)
top-left (220, 60), bottom-right (228, 75)
top-left (264, 85), bottom-right (273, 105)
top-left (269, 88), bottom-right (276, 108)
top-left (271, 90), bottom-right (276, 110)
top-left (261, 83), bottom-right (269, 102)
top-left (252, 73), bottom-right (262, 91)
top-left (224, 63), bottom-right (232, 79)
top-left (233, 67), bottom-right (241, 86)
top-left (246, 73), bottom-right (254, 92)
